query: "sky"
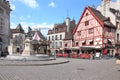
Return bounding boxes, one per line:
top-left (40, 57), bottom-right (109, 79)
top-left (8, 0), bottom-right (115, 36)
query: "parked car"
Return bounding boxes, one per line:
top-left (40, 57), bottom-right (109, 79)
top-left (79, 53), bottom-right (91, 59)
top-left (56, 53), bottom-right (63, 57)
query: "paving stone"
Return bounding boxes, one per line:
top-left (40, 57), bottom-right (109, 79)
top-left (0, 58), bottom-right (119, 80)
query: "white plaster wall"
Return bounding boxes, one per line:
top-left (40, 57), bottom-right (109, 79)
top-left (48, 32), bottom-right (65, 49)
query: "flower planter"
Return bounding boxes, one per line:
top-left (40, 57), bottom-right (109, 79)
top-left (63, 53), bottom-right (69, 58)
top-left (72, 54), bottom-right (78, 58)
top-left (56, 53), bottom-right (63, 57)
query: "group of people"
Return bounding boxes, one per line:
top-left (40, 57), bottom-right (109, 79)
top-left (0, 51), bottom-right (9, 57)
top-left (91, 52), bottom-right (102, 60)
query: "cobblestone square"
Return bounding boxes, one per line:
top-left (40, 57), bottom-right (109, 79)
top-left (0, 58), bottom-right (119, 80)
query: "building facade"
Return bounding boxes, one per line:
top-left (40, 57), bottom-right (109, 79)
top-left (47, 18), bottom-right (76, 54)
top-left (97, 0), bottom-right (120, 55)
top-left (8, 24), bottom-right (25, 55)
top-left (8, 25), bottom-right (47, 55)
top-left (0, 0), bottom-right (11, 53)
top-left (73, 6), bottom-right (116, 56)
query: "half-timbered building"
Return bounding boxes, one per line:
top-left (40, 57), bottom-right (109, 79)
top-left (73, 6), bottom-right (116, 56)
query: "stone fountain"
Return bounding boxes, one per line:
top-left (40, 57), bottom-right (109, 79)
top-left (21, 38), bottom-right (34, 56)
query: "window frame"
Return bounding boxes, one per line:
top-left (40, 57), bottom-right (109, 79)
top-left (85, 21), bottom-right (89, 26)
top-left (88, 28), bottom-right (94, 34)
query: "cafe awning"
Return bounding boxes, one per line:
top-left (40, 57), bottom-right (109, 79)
top-left (80, 46), bottom-right (95, 50)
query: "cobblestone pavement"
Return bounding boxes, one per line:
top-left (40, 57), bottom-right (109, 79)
top-left (0, 58), bottom-right (119, 80)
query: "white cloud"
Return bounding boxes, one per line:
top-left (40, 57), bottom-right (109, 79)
top-left (18, 0), bottom-right (39, 8)
top-left (48, 2), bottom-right (56, 7)
top-left (10, 4), bottom-right (16, 10)
top-left (10, 22), bottom-right (54, 36)
top-left (19, 15), bottom-right (31, 21)
top-left (19, 16), bottom-right (26, 21)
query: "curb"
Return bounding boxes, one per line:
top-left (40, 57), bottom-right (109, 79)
top-left (0, 58), bottom-right (56, 61)
top-left (0, 60), bottom-right (69, 66)
top-left (0, 57), bottom-right (56, 61)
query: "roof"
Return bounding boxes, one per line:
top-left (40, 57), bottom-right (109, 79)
top-left (89, 7), bottom-right (115, 28)
top-left (10, 24), bottom-right (24, 38)
top-left (48, 19), bottom-right (76, 35)
top-left (26, 30), bottom-right (46, 40)
top-left (48, 23), bottom-right (67, 34)
top-left (73, 6), bottom-right (116, 34)
top-left (109, 8), bottom-right (120, 21)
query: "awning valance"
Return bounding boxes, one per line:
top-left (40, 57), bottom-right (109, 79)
top-left (80, 46), bottom-right (95, 50)
top-left (80, 46), bottom-right (102, 50)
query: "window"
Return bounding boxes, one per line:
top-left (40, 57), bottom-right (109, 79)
top-left (59, 42), bottom-right (62, 47)
top-left (85, 21), bottom-right (89, 26)
top-left (52, 36), bottom-right (54, 40)
top-left (82, 41), bottom-right (86, 45)
top-left (55, 42), bottom-right (58, 47)
top-left (55, 35), bottom-right (57, 40)
top-left (108, 39), bottom-right (112, 44)
top-left (117, 22), bottom-right (120, 29)
top-left (88, 28), bottom-right (94, 34)
top-left (90, 41), bottom-right (93, 45)
top-left (108, 28), bottom-right (111, 32)
top-left (77, 31), bottom-right (81, 36)
top-left (60, 35), bottom-right (62, 40)
top-left (17, 48), bottom-right (19, 52)
top-left (52, 42), bottom-right (54, 48)
top-left (117, 33), bottom-right (119, 42)
top-left (15, 35), bottom-right (18, 38)
top-left (49, 36), bottom-right (50, 40)
top-left (76, 42), bottom-right (79, 46)
top-left (65, 43), bottom-right (67, 47)
top-left (86, 13), bottom-right (88, 16)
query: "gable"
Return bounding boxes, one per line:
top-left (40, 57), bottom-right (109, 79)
top-left (73, 6), bottom-right (104, 34)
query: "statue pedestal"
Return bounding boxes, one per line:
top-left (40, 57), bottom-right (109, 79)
top-left (21, 38), bottom-right (34, 56)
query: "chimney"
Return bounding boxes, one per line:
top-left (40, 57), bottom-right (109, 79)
top-left (66, 17), bottom-right (70, 32)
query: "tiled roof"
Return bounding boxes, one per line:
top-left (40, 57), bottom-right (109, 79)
top-left (48, 23), bottom-right (67, 34)
top-left (88, 6), bottom-right (116, 28)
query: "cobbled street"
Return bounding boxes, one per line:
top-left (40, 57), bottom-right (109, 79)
top-left (0, 58), bottom-right (120, 80)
